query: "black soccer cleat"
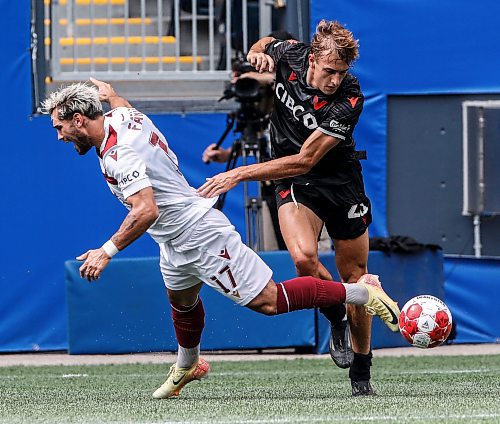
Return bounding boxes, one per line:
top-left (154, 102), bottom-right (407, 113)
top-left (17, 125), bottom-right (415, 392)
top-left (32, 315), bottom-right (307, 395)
top-left (351, 380), bottom-right (376, 396)
top-left (328, 320), bottom-right (354, 369)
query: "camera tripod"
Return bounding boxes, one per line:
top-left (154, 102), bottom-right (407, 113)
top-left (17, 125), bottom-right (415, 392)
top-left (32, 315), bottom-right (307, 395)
top-left (212, 114), bottom-right (266, 251)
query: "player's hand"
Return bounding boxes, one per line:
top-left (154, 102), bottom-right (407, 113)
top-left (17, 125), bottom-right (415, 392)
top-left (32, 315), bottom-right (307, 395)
top-left (202, 144), bottom-right (232, 164)
top-left (197, 169), bottom-right (240, 198)
top-left (77, 248), bottom-right (112, 282)
top-left (90, 77), bottom-right (117, 103)
top-left (246, 52), bottom-right (275, 73)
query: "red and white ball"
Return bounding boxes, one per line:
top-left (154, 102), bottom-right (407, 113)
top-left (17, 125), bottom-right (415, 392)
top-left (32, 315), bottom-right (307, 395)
top-left (399, 295), bottom-right (453, 348)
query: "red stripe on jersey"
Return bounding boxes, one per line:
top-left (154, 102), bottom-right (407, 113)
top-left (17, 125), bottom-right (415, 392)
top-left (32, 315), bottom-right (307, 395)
top-left (348, 97), bottom-right (359, 108)
top-left (149, 131), bottom-right (159, 146)
top-left (288, 71), bottom-right (297, 81)
top-left (149, 131), bottom-right (169, 154)
top-left (103, 173), bottom-right (118, 185)
top-left (99, 125), bottom-right (118, 158)
top-left (313, 95), bottom-right (328, 110)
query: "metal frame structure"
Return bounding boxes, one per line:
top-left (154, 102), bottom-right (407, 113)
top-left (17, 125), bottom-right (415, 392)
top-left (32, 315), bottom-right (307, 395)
top-left (462, 100), bottom-right (500, 257)
top-left (45, 0), bottom-right (274, 82)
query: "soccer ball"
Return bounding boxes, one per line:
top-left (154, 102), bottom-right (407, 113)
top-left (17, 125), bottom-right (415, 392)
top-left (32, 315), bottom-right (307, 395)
top-left (399, 295), bottom-right (453, 348)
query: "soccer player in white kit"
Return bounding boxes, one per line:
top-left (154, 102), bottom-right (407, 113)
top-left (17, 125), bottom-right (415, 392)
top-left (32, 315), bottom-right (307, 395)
top-left (42, 79), bottom-right (400, 399)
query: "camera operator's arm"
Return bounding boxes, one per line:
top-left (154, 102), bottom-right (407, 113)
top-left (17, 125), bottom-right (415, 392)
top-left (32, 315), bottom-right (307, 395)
top-left (197, 131), bottom-right (340, 198)
top-left (247, 37), bottom-right (276, 72)
top-left (202, 143), bottom-right (233, 163)
top-left (235, 71), bottom-right (275, 86)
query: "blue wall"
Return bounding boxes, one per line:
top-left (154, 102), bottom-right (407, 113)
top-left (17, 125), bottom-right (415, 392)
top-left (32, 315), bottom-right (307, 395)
top-left (0, 0), bottom-right (247, 351)
top-left (312, 0), bottom-right (500, 236)
top-left (1, 1), bottom-right (499, 351)
top-left (65, 251), bottom-right (445, 354)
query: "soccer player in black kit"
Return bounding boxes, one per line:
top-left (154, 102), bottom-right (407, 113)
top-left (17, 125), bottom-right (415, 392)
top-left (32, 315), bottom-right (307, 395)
top-left (198, 20), bottom-right (377, 396)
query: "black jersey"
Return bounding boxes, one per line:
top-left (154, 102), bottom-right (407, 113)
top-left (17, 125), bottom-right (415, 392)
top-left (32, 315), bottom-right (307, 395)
top-left (265, 39), bottom-right (365, 185)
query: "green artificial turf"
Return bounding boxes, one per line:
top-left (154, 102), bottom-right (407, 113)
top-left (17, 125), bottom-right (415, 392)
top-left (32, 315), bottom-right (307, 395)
top-left (0, 355), bottom-right (499, 423)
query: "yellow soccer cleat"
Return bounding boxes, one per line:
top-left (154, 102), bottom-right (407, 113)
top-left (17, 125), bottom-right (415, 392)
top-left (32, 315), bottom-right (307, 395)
top-left (152, 357), bottom-right (210, 399)
top-left (358, 274), bottom-right (401, 332)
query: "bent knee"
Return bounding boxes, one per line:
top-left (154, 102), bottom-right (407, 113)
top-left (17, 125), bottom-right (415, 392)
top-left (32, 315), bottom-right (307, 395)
top-left (257, 304), bottom-right (277, 316)
top-left (247, 299), bottom-right (277, 316)
top-left (245, 281), bottom-right (277, 315)
top-left (292, 252), bottom-right (319, 276)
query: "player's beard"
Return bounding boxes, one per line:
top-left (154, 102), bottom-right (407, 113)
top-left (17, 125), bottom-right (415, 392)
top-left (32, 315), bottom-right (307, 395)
top-left (72, 135), bottom-right (94, 155)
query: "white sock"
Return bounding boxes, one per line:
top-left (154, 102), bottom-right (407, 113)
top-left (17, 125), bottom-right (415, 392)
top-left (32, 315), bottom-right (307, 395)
top-left (176, 344), bottom-right (200, 368)
top-left (343, 283), bottom-right (369, 305)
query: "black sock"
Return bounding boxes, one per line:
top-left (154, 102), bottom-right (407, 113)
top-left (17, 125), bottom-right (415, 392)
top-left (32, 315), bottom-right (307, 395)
top-left (320, 303), bottom-right (346, 325)
top-left (349, 351), bottom-right (373, 381)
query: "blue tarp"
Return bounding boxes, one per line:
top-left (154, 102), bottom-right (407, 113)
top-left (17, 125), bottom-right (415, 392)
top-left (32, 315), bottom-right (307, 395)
top-left (444, 257), bottom-right (500, 344)
top-left (65, 251), bottom-right (444, 354)
top-left (1, 1), bottom-right (499, 351)
top-left (65, 254), bottom-right (315, 354)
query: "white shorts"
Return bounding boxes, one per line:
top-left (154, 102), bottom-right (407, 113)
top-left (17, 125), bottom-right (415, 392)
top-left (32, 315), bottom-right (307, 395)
top-left (159, 208), bottom-right (273, 306)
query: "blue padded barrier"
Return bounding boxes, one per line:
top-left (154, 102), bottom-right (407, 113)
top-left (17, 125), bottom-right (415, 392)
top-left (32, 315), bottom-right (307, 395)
top-left (65, 255), bottom-right (314, 354)
top-left (66, 250), bottom-right (443, 354)
top-left (315, 250), bottom-right (444, 352)
top-left (444, 256), bottom-right (500, 344)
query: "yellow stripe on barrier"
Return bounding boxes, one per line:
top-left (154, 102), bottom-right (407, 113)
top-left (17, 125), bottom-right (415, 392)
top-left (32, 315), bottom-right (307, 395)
top-left (56, 18), bottom-right (152, 26)
top-left (60, 0), bottom-right (126, 5)
top-left (58, 36), bottom-right (175, 46)
top-left (60, 56), bottom-right (202, 65)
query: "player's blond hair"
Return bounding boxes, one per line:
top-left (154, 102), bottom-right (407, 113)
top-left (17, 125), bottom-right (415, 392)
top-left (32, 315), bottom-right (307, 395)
top-left (311, 20), bottom-right (359, 65)
top-left (42, 82), bottom-right (103, 120)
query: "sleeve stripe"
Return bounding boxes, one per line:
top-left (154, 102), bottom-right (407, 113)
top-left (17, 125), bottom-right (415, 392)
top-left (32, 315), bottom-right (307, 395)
top-left (317, 127), bottom-right (346, 140)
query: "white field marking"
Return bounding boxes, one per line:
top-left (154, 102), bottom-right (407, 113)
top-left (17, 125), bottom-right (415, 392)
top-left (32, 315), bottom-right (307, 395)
top-left (213, 368), bottom-right (499, 377)
top-left (62, 374), bottom-right (88, 378)
top-left (393, 368), bottom-right (498, 375)
top-left (0, 367), bottom-right (498, 380)
top-left (143, 413), bottom-right (500, 424)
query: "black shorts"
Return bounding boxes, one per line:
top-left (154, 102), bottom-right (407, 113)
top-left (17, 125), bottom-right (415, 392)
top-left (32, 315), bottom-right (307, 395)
top-left (274, 179), bottom-right (372, 240)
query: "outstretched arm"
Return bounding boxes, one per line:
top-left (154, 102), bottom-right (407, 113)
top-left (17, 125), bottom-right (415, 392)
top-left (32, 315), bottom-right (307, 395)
top-left (197, 131), bottom-right (340, 198)
top-left (77, 187), bottom-right (159, 281)
top-left (90, 77), bottom-right (132, 109)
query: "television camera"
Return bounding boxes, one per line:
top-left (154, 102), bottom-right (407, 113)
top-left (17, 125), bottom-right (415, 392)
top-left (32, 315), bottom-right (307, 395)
top-left (208, 59), bottom-right (274, 251)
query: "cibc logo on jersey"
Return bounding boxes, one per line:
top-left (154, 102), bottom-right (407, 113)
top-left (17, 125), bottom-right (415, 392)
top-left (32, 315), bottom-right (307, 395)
top-left (275, 83), bottom-right (318, 129)
top-left (119, 170), bottom-right (140, 186)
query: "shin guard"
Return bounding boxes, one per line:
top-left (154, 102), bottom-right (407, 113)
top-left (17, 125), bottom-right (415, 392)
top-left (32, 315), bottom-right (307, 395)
top-left (276, 276), bottom-right (346, 314)
top-left (171, 297), bottom-right (205, 348)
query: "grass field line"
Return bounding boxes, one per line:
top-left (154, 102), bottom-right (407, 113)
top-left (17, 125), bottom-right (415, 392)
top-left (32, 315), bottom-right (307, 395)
top-left (0, 367), bottom-right (498, 379)
top-left (142, 413), bottom-right (500, 424)
top-left (1, 357), bottom-right (498, 423)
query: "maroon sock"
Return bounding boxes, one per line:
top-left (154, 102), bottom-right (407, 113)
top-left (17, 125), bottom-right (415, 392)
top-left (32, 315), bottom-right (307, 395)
top-left (276, 276), bottom-right (346, 315)
top-left (171, 297), bottom-right (205, 348)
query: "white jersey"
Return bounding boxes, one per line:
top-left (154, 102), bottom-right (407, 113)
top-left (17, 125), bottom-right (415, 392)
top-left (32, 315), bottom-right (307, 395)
top-left (97, 107), bottom-right (217, 243)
